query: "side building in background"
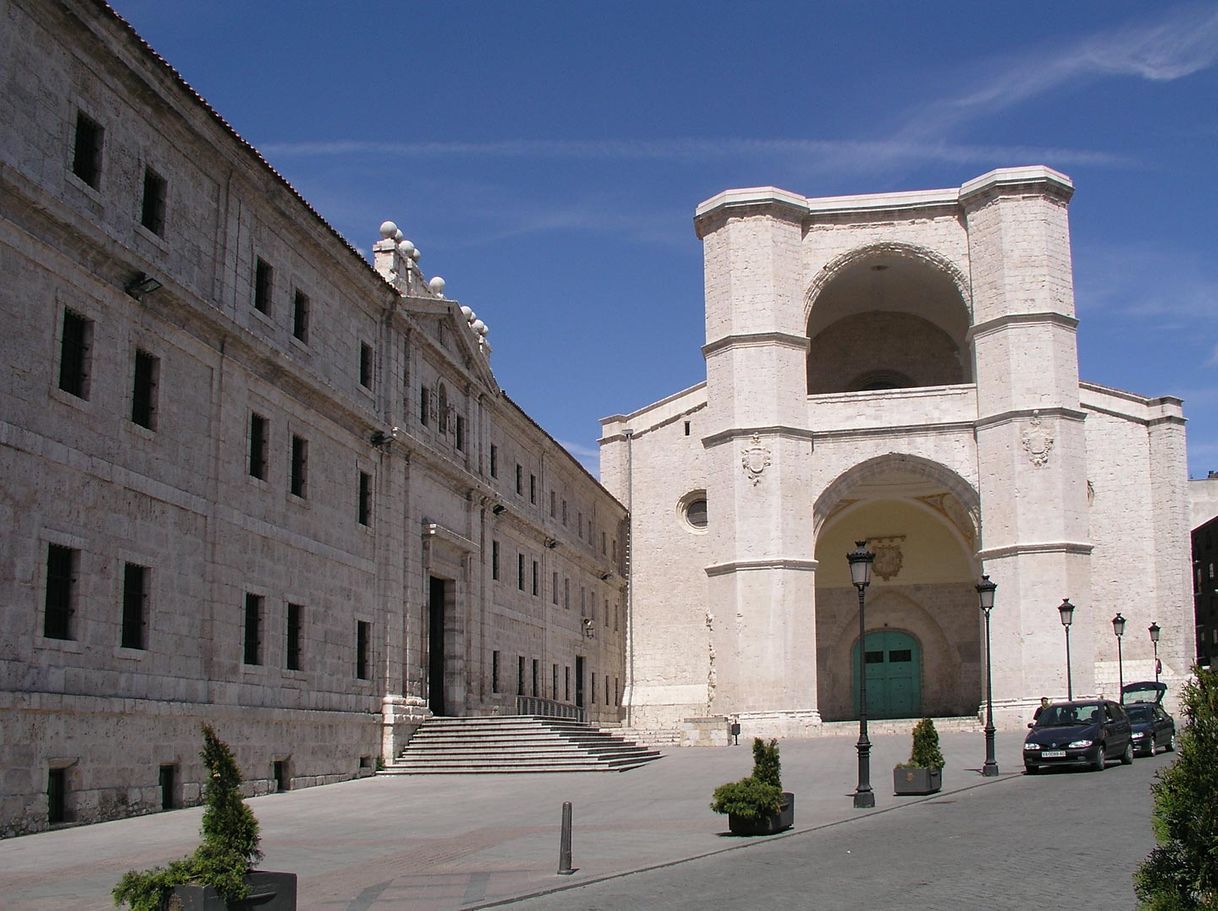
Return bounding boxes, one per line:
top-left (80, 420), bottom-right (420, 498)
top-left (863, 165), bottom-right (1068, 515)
top-left (0, 0), bottom-right (625, 837)
top-left (1191, 474), bottom-right (1218, 669)
top-left (602, 169), bottom-right (1193, 739)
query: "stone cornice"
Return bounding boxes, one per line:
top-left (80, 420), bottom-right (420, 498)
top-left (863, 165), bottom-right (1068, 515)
top-left (702, 331), bottom-right (810, 357)
top-left (967, 311), bottom-right (1079, 342)
top-left (809, 421), bottom-right (976, 444)
top-left (706, 558), bottom-right (819, 577)
top-left (959, 166), bottom-right (1074, 207)
top-left (422, 521), bottom-right (478, 554)
top-left (977, 541), bottom-right (1093, 560)
top-left (702, 425), bottom-right (817, 448)
top-left (974, 407), bottom-right (1087, 430)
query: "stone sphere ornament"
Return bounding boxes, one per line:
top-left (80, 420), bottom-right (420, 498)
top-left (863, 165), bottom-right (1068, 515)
top-left (428, 276), bottom-right (446, 294)
top-left (379, 220), bottom-right (397, 238)
top-left (410, 247), bottom-right (421, 262)
top-left (397, 239), bottom-right (415, 256)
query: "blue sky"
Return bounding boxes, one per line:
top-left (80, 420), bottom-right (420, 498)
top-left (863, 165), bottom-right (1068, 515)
top-left (108, 1), bottom-right (1218, 477)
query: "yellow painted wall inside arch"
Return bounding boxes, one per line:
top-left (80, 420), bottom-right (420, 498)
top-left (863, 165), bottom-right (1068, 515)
top-left (815, 498), bottom-right (974, 587)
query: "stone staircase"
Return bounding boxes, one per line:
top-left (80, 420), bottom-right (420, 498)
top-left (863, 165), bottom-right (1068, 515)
top-left (379, 716), bottom-right (664, 775)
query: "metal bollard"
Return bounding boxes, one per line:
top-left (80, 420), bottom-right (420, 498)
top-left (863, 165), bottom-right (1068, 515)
top-left (557, 801), bottom-right (574, 875)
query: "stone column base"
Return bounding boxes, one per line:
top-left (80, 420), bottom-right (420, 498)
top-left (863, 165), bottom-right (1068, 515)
top-left (380, 695), bottom-right (432, 761)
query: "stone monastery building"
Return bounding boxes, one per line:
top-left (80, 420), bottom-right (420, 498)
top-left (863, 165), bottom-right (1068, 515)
top-left (601, 170), bottom-right (1194, 737)
top-left (0, 0), bottom-right (625, 836)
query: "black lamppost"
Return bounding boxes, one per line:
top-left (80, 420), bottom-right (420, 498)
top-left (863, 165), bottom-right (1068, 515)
top-left (977, 575), bottom-right (998, 777)
top-left (848, 540), bottom-right (876, 809)
top-left (1112, 612), bottom-right (1126, 699)
top-left (1058, 598), bottom-right (1076, 700)
top-left (1149, 622), bottom-right (1161, 683)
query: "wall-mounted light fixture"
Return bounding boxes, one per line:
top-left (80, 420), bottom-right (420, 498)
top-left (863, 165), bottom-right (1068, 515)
top-left (582, 617), bottom-right (595, 639)
top-left (370, 427), bottom-right (398, 450)
top-left (544, 538), bottom-right (558, 550)
top-left (492, 504), bottom-right (506, 516)
top-left (125, 273), bottom-right (163, 301)
top-left (599, 571), bottom-right (612, 581)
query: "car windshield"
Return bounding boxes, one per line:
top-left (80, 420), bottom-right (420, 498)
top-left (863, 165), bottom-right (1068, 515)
top-left (1126, 705), bottom-right (1154, 722)
top-left (1037, 704), bottom-right (1103, 727)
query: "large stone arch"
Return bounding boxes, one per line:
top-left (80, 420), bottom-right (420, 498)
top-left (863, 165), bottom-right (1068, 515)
top-left (813, 452), bottom-right (981, 542)
top-left (803, 241), bottom-right (972, 325)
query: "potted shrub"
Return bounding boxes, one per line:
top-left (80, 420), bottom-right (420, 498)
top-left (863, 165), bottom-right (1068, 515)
top-left (710, 738), bottom-right (794, 835)
top-left (112, 724), bottom-right (297, 911)
top-left (894, 718), bottom-right (945, 795)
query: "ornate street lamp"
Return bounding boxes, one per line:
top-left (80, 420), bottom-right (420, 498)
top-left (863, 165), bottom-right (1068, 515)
top-left (1058, 598), bottom-right (1076, 700)
top-left (1112, 612), bottom-right (1126, 699)
top-left (977, 575), bottom-right (998, 777)
top-left (848, 540), bottom-right (876, 809)
top-left (1149, 622), bottom-right (1161, 683)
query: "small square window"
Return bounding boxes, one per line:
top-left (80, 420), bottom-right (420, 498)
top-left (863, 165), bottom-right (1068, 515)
top-left (253, 258), bottom-right (273, 314)
top-left (359, 342), bottom-right (373, 389)
top-left (290, 435), bottom-right (308, 498)
top-left (44, 543), bottom-right (78, 640)
top-left (72, 111), bottom-right (103, 189)
top-left (58, 309), bottom-right (92, 399)
top-left (131, 349), bottom-right (159, 430)
top-left (292, 290), bottom-right (309, 343)
top-left (121, 563), bottom-right (149, 650)
top-left (249, 413), bottom-right (269, 480)
top-left (140, 167), bottom-right (167, 235)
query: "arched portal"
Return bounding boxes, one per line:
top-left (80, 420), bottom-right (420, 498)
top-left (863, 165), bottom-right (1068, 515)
top-left (805, 244), bottom-right (972, 394)
top-left (814, 457), bottom-right (981, 721)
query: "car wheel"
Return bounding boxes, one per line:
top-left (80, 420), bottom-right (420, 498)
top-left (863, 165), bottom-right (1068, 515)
top-left (1091, 743), bottom-right (1106, 771)
top-left (1121, 741), bottom-right (1134, 765)
top-left (1165, 732), bottom-right (1176, 752)
top-left (1025, 764), bottom-right (1040, 775)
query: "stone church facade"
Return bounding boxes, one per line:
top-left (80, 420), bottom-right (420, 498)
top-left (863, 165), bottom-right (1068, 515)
top-left (0, 0), bottom-right (624, 836)
top-left (601, 169), bottom-right (1193, 737)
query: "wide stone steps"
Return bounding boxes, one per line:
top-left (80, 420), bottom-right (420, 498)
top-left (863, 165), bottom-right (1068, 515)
top-left (379, 715), bottom-right (664, 775)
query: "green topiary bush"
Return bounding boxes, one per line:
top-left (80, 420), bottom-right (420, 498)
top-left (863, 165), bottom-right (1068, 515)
top-left (710, 737), bottom-right (785, 821)
top-left (899, 718), bottom-right (945, 770)
top-left (1134, 666), bottom-right (1218, 909)
top-left (113, 725), bottom-right (263, 911)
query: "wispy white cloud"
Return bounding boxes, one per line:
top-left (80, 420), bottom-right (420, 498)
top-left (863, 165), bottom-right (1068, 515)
top-left (1075, 243), bottom-right (1218, 329)
top-left (901, 5), bottom-right (1218, 139)
top-left (558, 438), bottom-right (601, 473)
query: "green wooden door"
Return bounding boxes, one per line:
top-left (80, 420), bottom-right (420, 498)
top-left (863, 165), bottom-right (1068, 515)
top-left (853, 630), bottom-right (921, 720)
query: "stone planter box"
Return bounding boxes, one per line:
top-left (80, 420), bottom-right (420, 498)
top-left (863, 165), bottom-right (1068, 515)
top-left (728, 791), bottom-right (794, 835)
top-left (166, 871), bottom-right (296, 910)
top-left (893, 766), bottom-right (942, 796)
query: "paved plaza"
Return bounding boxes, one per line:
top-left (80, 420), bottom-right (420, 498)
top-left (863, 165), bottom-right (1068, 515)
top-left (0, 730), bottom-right (1162, 910)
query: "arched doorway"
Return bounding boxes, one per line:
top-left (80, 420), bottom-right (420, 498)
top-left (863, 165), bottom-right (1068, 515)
top-left (813, 455), bottom-right (981, 722)
top-left (853, 630), bottom-right (921, 719)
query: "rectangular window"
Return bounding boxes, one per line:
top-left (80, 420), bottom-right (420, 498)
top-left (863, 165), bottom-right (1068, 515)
top-left (456, 415), bottom-right (465, 452)
top-left (130, 349), bottom-right (159, 430)
top-left (292, 289), bottom-right (309, 343)
top-left (552, 571), bottom-right (559, 605)
top-left (605, 674), bottom-right (610, 706)
top-left (614, 602), bottom-right (619, 631)
top-left (615, 677), bottom-right (619, 706)
top-left (517, 553), bottom-right (525, 591)
top-left (44, 543), bottom-right (77, 640)
top-left (684, 420), bottom-right (691, 436)
top-left (243, 593), bottom-right (262, 665)
top-left (359, 342), bottom-right (373, 389)
top-left (286, 602), bottom-right (302, 671)
top-left (532, 658), bottom-right (539, 697)
top-left (577, 512), bottom-right (583, 539)
top-left (529, 474), bottom-right (537, 505)
top-left (356, 620), bottom-right (370, 679)
top-left (601, 531), bottom-right (607, 555)
top-left (358, 471), bottom-right (371, 526)
top-left (591, 673), bottom-right (596, 704)
top-left (490, 444), bottom-right (498, 478)
top-left (517, 655), bottom-right (525, 696)
top-left (564, 577), bottom-right (570, 609)
top-left (515, 464), bottom-right (523, 496)
top-left (604, 598), bottom-right (609, 626)
top-left (580, 586), bottom-right (586, 617)
top-left (159, 764), bottom-right (177, 810)
top-left (290, 435), bottom-right (308, 498)
top-left (248, 413), bottom-right (268, 480)
top-left (532, 560), bottom-right (539, 597)
top-left (565, 666), bottom-right (570, 701)
top-left (492, 650), bottom-right (500, 693)
top-left (552, 663), bottom-right (558, 698)
top-left (72, 111), bottom-right (103, 188)
top-left (420, 384), bottom-right (429, 426)
top-left (253, 257), bottom-right (273, 314)
top-left (48, 768), bottom-right (67, 824)
top-left (550, 491), bottom-right (556, 518)
top-left (58, 309), bottom-right (91, 399)
top-left (612, 539), bottom-right (617, 562)
top-left (140, 166), bottom-right (167, 235)
top-left (492, 540), bottom-right (500, 581)
top-left (562, 500), bottom-right (568, 525)
top-left (120, 562), bottom-right (148, 650)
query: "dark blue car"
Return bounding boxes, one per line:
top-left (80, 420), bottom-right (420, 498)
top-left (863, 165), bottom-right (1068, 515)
top-left (1023, 699), bottom-right (1133, 774)
top-left (1122, 681), bottom-right (1176, 757)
